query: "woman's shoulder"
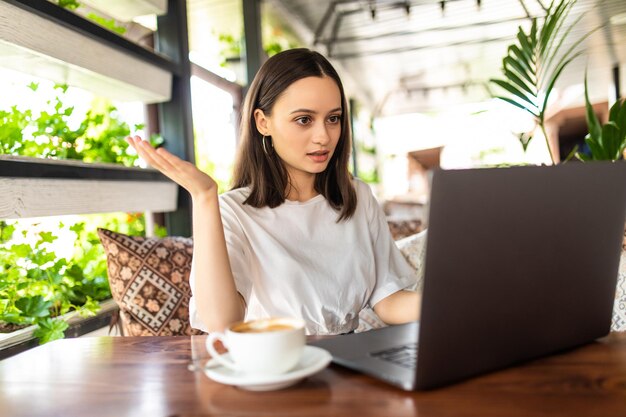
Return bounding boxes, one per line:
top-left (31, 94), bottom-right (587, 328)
top-left (351, 177), bottom-right (378, 204)
top-left (218, 187), bottom-right (250, 207)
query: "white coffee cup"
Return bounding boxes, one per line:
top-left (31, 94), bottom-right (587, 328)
top-left (205, 317), bottom-right (306, 375)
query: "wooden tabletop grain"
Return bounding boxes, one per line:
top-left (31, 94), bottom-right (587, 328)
top-left (0, 332), bottom-right (625, 417)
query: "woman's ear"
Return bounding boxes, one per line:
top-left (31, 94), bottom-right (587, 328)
top-left (253, 109), bottom-right (270, 136)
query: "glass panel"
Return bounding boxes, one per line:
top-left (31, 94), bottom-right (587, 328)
top-left (187, 0), bottom-right (244, 83)
top-left (191, 75), bottom-right (237, 193)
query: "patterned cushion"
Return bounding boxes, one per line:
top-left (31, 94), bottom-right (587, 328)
top-left (387, 219), bottom-right (423, 241)
top-left (97, 228), bottom-right (204, 336)
top-left (613, 226), bottom-right (626, 331)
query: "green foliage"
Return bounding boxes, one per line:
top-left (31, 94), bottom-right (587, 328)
top-left (56, 0), bottom-right (80, 10)
top-left (32, 318), bottom-right (69, 344)
top-left (86, 13), bottom-right (127, 35)
top-left (490, 0), bottom-right (596, 163)
top-left (576, 75), bottom-right (626, 161)
top-left (55, 1), bottom-right (126, 36)
top-left (0, 79), bottom-right (166, 342)
top-left (217, 30), bottom-right (298, 66)
top-left (358, 169), bottom-right (380, 184)
top-left (0, 212), bottom-right (156, 344)
top-left (0, 83), bottom-right (161, 165)
top-left (217, 33), bottom-right (242, 59)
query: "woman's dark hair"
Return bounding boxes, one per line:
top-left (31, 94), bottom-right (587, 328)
top-left (231, 48), bottom-right (356, 221)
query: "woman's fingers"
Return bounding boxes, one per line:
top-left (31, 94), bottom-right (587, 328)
top-left (127, 136), bottom-right (174, 173)
top-left (126, 136), bottom-right (193, 185)
top-left (125, 136), bottom-right (217, 197)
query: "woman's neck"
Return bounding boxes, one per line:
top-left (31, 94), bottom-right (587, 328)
top-left (285, 171), bottom-right (318, 202)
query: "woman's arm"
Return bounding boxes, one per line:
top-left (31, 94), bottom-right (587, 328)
top-left (126, 136), bottom-right (245, 332)
top-left (373, 290), bottom-right (421, 325)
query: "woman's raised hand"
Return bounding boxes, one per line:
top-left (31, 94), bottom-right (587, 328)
top-left (126, 135), bottom-right (217, 199)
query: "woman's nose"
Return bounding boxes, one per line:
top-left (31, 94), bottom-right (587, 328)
top-left (312, 123), bottom-right (331, 145)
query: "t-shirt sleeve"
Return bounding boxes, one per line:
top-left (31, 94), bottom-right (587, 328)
top-left (188, 195), bottom-right (253, 332)
top-left (361, 182), bottom-right (418, 308)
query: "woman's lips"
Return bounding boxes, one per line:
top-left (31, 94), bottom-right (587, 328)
top-left (307, 150), bottom-right (330, 163)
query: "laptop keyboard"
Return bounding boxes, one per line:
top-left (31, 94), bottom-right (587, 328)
top-left (370, 343), bottom-right (418, 369)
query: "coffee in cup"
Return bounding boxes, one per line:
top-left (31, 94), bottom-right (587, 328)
top-left (205, 317), bottom-right (305, 375)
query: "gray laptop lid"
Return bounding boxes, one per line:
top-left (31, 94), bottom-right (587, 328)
top-left (312, 161), bottom-right (626, 390)
top-left (415, 161), bottom-right (626, 389)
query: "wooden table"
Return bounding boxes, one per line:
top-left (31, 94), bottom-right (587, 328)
top-left (1, 333), bottom-right (625, 417)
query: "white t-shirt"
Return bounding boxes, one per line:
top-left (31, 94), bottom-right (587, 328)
top-left (189, 179), bottom-right (416, 335)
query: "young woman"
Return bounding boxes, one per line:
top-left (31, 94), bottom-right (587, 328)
top-left (126, 48), bottom-right (420, 335)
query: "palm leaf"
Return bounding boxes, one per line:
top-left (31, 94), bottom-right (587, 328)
top-left (508, 45), bottom-right (535, 76)
top-left (539, 10), bottom-right (584, 82)
top-left (503, 56), bottom-right (535, 85)
top-left (490, 0), bottom-right (590, 163)
top-left (493, 95), bottom-right (540, 118)
top-left (516, 29), bottom-right (535, 65)
top-left (538, 0), bottom-right (572, 57)
top-left (490, 79), bottom-right (539, 111)
top-left (584, 73), bottom-right (602, 141)
top-left (503, 67), bottom-right (535, 96)
top-left (540, 51), bottom-right (584, 120)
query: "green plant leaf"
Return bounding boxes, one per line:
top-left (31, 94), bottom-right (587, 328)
top-left (15, 296), bottom-right (52, 318)
top-left (503, 67), bottom-right (535, 96)
top-left (56, 0), bottom-right (80, 10)
top-left (493, 96), bottom-right (540, 118)
top-left (490, 0), bottom-right (587, 163)
top-left (503, 56), bottom-right (535, 85)
top-left (10, 243), bottom-right (31, 258)
top-left (508, 45), bottom-right (535, 76)
top-left (584, 73), bottom-right (602, 141)
top-left (490, 79), bottom-right (539, 111)
top-left (0, 223), bottom-right (15, 242)
top-left (601, 122), bottom-right (621, 160)
top-left (540, 51), bottom-right (584, 120)
top-left (33, 318), bottom-right (69, 344)
top-left (38, 231), bottom-right (57, 244)
top-left (0, 312), bottom-right (25, 325)
top-left (539, 0), bottom-right (570, 57)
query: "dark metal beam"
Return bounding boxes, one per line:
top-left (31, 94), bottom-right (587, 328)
top-left (518, 0), bottom-right (532, 19)
top-left (156, 0), bottom-right (195, 236)
top-left (327, 11), bottom-right (346, 57)
top-left (331, 35), bottom-right (514, 59)
top-left (349, 98), bottom-right (358, 177)
top-left (243, 0), bottom-right (264, 85)
top-left (0, 157), bottom-right (169, 181)
top-left (314, 1), bottom-right (339, 45)
top-left (316, 14), bottom-right (538, 45)
top-left (614, 65), bottom-right (622, 101)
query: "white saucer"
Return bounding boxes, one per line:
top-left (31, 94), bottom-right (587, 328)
top-left (204, 345), bottom-right (332, 391)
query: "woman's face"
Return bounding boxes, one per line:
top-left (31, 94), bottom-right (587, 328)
top-left (255, 76), bottom-right (342, 183)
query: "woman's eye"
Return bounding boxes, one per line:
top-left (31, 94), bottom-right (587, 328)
top-left (295, 116), bottom-right (311, 125)
top-left (328, 115), bottom-right (341, 124)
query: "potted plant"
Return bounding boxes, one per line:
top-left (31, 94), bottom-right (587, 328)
top-left (489, 0), bottom-right (603, 164)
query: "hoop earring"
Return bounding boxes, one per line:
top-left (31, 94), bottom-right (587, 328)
top-left (262, 135), bottom-right (272, 156)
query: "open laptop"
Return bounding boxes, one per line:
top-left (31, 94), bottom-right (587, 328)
top-left (311, 161), bottom-right (626, 390)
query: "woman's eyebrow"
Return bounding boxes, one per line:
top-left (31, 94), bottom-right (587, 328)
top-left (290, 107), bottom-right (342, 114)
